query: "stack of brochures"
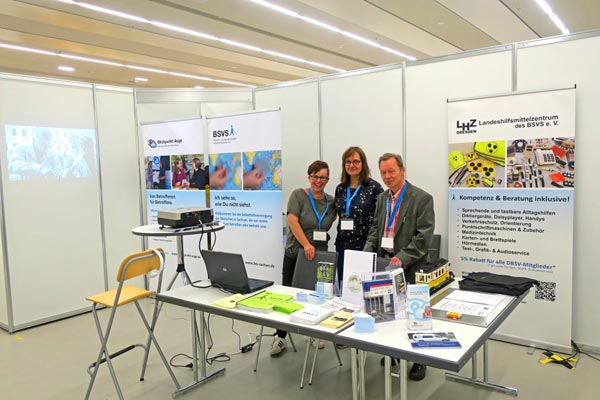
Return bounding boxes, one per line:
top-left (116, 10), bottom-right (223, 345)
top-left (290, 306), bottom-right (334, 325)
top-left (236, 291), bottom-right (293, 313)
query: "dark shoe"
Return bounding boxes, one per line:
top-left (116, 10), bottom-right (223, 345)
top-left (380, 356), bottom-right (399, 366)
top-left (409, 363), bottom-right (427, 381)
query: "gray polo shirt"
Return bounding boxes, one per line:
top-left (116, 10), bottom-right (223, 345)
top-left (285, 188), bottom-right (336, 258)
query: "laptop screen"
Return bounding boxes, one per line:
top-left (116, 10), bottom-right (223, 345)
top-left (201, 250), bottom-right (250, 291)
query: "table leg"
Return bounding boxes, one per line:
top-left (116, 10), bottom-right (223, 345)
top-left (384, 356), bottom-right (391, 400)
top-left (171, 310), bottom-right (226, 397)
top-left (359, 350), bottom-right (366, 399)
top-left (445, 341), bottom-right (518, 396)
top-left (399, 359), bottom-right (407, 400)
top-left (351, 348), bottom-right (358, 400)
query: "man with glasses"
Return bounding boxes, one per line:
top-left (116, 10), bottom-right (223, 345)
top-left (363, 153), bottom-right (435, 381)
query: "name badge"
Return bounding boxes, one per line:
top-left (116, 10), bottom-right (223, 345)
top-left (341, 218), bottom-right (354, 231)
top-left (381, 237), bottom-right (394, 250)
top-left (313, 230), bottom-right (327, 241)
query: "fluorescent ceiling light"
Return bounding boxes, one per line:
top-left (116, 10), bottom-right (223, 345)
top-left (194, 85), bottom-right (204, 89)
top-left (249, 0), bottom-right (416, 61)
top-left (0, 41), bottom-right (253, 88)
top-left (534, 0), bottom-right (570, 35)
top-left (58, 65), bottom-right (75, 72)
top-left (133, 77), bottom-right (148, 82)
top-left (59, 0), bottom-right (346, 72)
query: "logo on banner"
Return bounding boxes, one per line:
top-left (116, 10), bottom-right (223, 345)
top-left (212, 125), bottom-right (236, 138)
top-left (146, 138), bottom-right (183, 148)
top-left (456, 119), bottom-right (477, 134)
top-left (147, 139), bottom-right (158, 148)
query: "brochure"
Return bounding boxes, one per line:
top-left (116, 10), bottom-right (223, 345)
top-left (319, 311), bottom-right (354, 329)
top-left (236, 291), bottom-right (293, 313)
top-left (408, 331), bottom-right (461, 348)
top-left (290, 306), bottom-right (334, 325)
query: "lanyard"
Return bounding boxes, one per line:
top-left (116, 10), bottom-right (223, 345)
top-left (345, 185), bottom-right (362, 215)
top-left (308, 189), bottom-right (329, 229)
top-left (385, 182), bottom-right (407, 231)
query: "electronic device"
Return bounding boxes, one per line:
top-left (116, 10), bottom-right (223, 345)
top-left (157, 207), bottom-right (214, 228)
top-left (448, 151), bottom-right (466, 170)
top-left (201, 250), bottom-right (274, 294)
top-left (534, 149), bottom-right (556, 166)
top-left (523, 144), bottom-right (534, 159)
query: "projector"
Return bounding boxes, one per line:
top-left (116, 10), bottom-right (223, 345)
top-left (157, 207), bottom-right (213, 228)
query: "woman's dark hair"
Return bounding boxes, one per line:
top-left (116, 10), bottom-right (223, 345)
top-left (340, 146), bottom-right (371, 186)
top-left (307, 160), bottom-right (329, 176)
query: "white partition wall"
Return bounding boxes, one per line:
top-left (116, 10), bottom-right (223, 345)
top-left (95, 87), bottom-right (143, 288)
top-left (517, 34), bottom-right (600, 349)
top-left (405, 50), bottom-right (513, 259)
top-left (321, 68), bottom-right (404, 193)
top-left (254, 82), bottom-right (320, 209)
top-left (0, 76), bottom-right (104, 331)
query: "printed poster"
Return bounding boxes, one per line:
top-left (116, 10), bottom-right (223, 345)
top-left (447, 88), bottom-right (575, 350)
top-left (207, 110), bottom-right (283, 282)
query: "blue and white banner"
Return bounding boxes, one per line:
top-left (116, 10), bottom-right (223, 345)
top-left (447, 88), bottom-right (575, 351)
top-left (141, 118), bottom-right (207, 284)
top-left (207, 110), bottom-right (283, 282)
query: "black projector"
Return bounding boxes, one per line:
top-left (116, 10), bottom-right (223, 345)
top-left (157, 207), bottom-right (213, 228)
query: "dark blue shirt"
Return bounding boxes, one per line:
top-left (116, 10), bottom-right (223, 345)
top-left (334, 178), bottom-right (384, 251)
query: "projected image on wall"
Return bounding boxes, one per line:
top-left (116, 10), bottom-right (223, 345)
top-left (4, 125), bottom-right (97, 181)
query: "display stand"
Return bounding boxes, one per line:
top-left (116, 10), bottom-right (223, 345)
top-left (131, 221), bottom-right (226, 397)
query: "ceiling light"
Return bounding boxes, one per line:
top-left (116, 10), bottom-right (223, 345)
top-left (249, 0), bottom-right (416, 61)
top-left (60, 0), bottom-right (346, 72)
top-left (533, 0), bottom-right (569, 35)
top-left (133, 77), bottom-right (148, 82)
top-left (194, 85), bottom-right (204, 89)
top-left (0, 41), bottom-right (254, 88)
top-left (58, 66), bottom-right (75, 72)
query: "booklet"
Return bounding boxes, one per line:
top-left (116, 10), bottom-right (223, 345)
top-left (319, 311), bottom-right (354, 329)
top-left (290, 306), bottom-right (334, 325)
top-left (236, 291), bottom-right (293, 313)
top-left (407, 332), bottom-right (461, 348)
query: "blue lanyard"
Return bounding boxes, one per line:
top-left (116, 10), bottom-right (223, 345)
top-left (345, 185), bottom-right (362, 215)
top-left (308, 189), bottom-right (329, 229)
top-left (385, 182), bottom-right (407, 231)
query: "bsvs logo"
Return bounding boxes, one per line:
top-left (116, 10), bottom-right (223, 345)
top-left (212, 125), bottom-right (237, 138)
top-left (147, 139), bottom-right (157, 148)
top-left (456, 119), bottom-right (477, 134)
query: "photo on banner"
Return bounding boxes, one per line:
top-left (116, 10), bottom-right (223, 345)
top-left (141, 118), bottom-right (207, 285)
top-left (207, 110), bottom-right (283, 283)
top-left (447, 88), bottom-right (575, 351)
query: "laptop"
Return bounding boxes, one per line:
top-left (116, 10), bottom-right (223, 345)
top-left (201, 250), bottom-right (274, 294)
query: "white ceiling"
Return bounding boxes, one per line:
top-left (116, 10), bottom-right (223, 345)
top-left (0, 0), bottom-right (598, 89)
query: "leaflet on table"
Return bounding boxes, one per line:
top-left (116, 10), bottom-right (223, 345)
top-left (213, 293), bottom-right (245, 309)
top-left (322, 297), bottom-right (362, 314)
top-left (407, 284), bottom-right (432, 331)
top-left (408, 332), bottom-right (461, 348)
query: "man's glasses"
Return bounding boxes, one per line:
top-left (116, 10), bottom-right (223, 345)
top-left (344, 160), bottom-right (362, 166)
top-left (309, 175), bottom-right (330, 181)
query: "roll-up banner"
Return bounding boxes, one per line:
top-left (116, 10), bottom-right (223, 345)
top-left (447, 88), bottom-right (575, 351)
top-left (141, 118), bottom-right (207, 285)
top-left (207, 110), bottom-right (283, 282)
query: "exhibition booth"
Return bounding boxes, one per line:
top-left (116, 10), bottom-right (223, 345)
top-left (0, 29), bottom-right (598, 357)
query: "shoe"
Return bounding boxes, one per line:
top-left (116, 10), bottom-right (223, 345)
top-left (270, 337), bottom-right (287, 356)
top-left (380, 357), bottom-right (399, 366)
top-left (310, 338), bottom-right (325, 349)
top-left (335, 343), bottom-right (348, 349)
top-left (409, 363), bottom-right (427, 381)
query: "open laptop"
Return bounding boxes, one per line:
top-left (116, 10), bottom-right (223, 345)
top-left (201, 250), bottom-right (274, 294)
